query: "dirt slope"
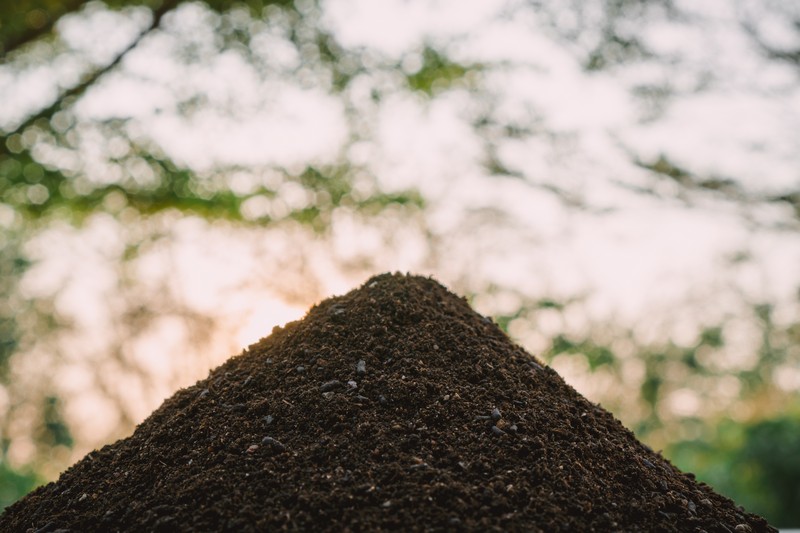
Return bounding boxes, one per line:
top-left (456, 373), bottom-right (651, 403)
top-left (1, 273), bottom-right (775, 532)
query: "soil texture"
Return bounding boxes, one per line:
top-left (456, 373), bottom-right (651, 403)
top-left (1, 273), bottom-right (776, 532)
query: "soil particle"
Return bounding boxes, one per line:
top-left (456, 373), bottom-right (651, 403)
top-left (261, 437), bottom-right (286, 453)
top-left (0, 274), bottom-right (777, 532)
top-left (319, 380), bottom-right (342, 392)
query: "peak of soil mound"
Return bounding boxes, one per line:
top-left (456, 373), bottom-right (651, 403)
top-left (1, 273), bottom-right (775, 532)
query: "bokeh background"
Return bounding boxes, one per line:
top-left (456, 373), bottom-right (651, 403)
top-left (1, 0), bottom-right (799, 526)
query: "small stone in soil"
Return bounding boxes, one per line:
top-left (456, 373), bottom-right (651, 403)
top-left (526, 360), bottom-right (543, 370)
top-left (33, 521), bottom-right (56, 532)
top-left (491, 426), bottom-right (506, 436)
top-left (491, 407), bottom-right (502, 420)
top-left (347, 380), bottom-right (357, 389)
top-left (263, 415), bottom-right (274, 425)
top-left (356, 360), bottom-right (366, 375)
top-left (261, 437), bottom-right (286, 452)
top-left (320, 380), bottom-right (342, 392)
top-left (322, 391), bottom-right (335, 399)
top-left (246, 444), bottom-right (259, 454)
top-left (296, 366), bottom-right (305, 373)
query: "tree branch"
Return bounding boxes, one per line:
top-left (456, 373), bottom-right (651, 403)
top-left (741, 20), bottom-right (800, 68)
top-left (1, 0), bottom-right (179, 141)
top-left (0, 0), bottom-right (86, 60)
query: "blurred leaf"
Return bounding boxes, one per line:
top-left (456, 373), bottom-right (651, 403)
top-left (640, 372), bottom-right (661, 408)
top-left (0, 458), bottom-right (41, 512)
top-left (551, 334), bottom-right (575, 354)
top-left (585, 33), bottom-right (649, 71)
top-left (405, 46), bottom-right (480, 96)
top-left (699, 326), bottom-right (724, 348)
top-left (492, 309), bottom-right (524, 333)
top-left (548, 335), bottom-right (616, 370)
top-left (584, 345), bottom-right (615, 370)
top-left (668, 410), bottom-right (800, 527)
top-left (40, 396), bottom-right (73, 449)
top-left (536, 299), bottom-right (564, 310)
top-left (636, 155), bottom-right (693, 186)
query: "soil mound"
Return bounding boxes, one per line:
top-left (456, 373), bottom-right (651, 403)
top-left (1, 274), bottom-right (775, 532)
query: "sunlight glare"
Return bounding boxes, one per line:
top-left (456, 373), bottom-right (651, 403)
top-left (235, 298), bottom-right (306, 348)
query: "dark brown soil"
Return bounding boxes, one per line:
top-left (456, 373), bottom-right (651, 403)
top-left (1, 274), bottom-right (775, 532)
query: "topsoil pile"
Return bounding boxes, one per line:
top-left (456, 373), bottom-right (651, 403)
top-left (1, 274), bottom-right (775, 532)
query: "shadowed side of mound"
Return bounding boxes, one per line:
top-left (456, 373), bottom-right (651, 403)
top-left (0, 273), bottom-right (776, 532)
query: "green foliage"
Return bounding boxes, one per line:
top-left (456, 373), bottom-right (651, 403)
top-left (636, 155), bottom-right (693, 186)
top-left (699, 326), bottom-right (724, 348)
top-left (405, 47), bottom-right (480, 96)
top-left (492, 299), bottom-right (564, 333)
top-left (0, 233), bottom-right (32, 377)
top-left (536, 299), bottom-right (564, 310)
top-left (585, 33), bottom-right (649, 71)
top-left (0, 459), bottom-right (41, 512)
top-left (1, 146), bottom-right (239, 224)
top-left (314, 32), bottom-right (358, 92)
top-left (40, 396), bottom-right (73, 449)
top-left (668, 410), bottom-right (800, 527)
top-left (547, 334), bottom-right (617, 371)
top-left (492, 309), bottom-right (524, 333)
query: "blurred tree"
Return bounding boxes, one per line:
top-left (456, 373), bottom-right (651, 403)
top-left (0, 457), bottom-right (41, 512)
top-left (668, 408), bottom-right (800, 528)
